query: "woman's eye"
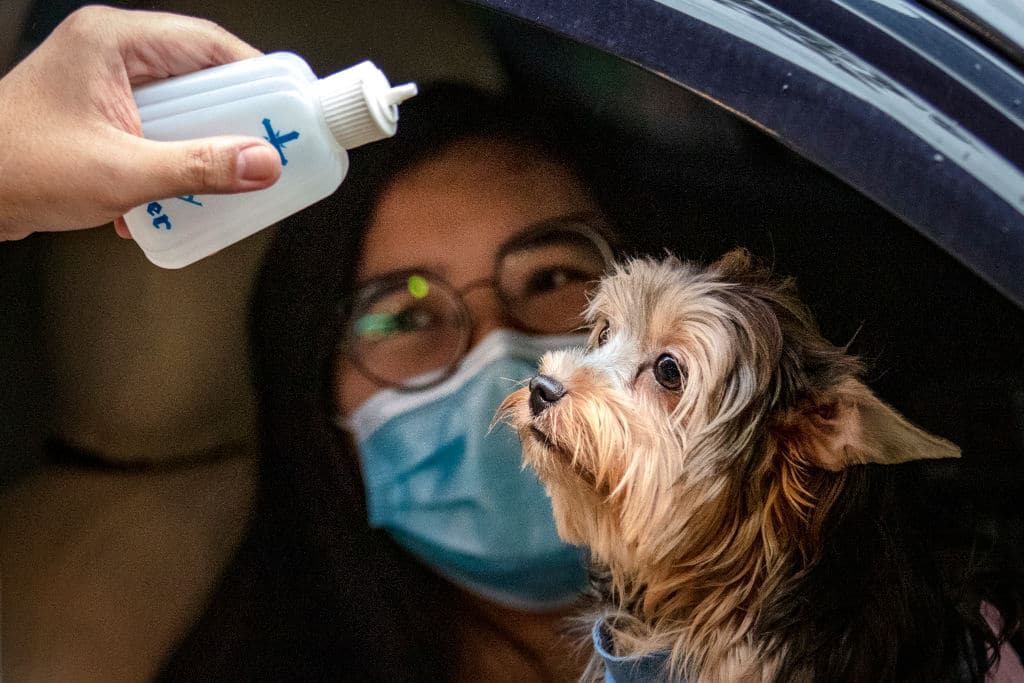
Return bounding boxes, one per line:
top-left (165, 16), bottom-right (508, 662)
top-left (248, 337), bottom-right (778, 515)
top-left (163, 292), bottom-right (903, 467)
top-left (524, 266), bottom-right (587, 295)
top-left (395, 307), bottom-right (437, 332)
top-left (356, 306), bottom-right (437, 340)
top-left (653, 353), bottom-right (685, 391)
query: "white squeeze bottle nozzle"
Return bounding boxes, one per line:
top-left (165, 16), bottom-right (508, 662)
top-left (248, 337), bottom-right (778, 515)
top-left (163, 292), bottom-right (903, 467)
top-left (123, 53), bottom-right (417, 268)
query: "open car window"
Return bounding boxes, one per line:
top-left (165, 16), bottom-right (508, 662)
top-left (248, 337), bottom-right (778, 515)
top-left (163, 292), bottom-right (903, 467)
top-left (473, 0), bottom-right (1024, 308)
top-left (467, 0), bottom-right (1024, 565)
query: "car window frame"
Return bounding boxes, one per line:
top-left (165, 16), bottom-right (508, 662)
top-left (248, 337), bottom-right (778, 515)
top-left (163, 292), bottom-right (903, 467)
top-left (470, 0), bottom-right (1024, 308)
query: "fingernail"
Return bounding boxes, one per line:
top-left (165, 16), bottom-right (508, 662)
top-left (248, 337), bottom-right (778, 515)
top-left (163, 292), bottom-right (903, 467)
top-left (237, 144), bottom-right (279, 182)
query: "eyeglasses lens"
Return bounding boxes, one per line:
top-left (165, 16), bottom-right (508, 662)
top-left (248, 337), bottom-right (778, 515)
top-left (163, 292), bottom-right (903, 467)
top-left (348, 222), bottom-right (612, 390)
top-left (497, 227), bottom-right (610, 334)
top-left (350, 276), bottom-right (467, 388)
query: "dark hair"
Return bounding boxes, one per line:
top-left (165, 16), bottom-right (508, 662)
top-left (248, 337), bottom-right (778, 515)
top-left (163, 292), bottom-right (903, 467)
top-left (759, 460), bottom-right (1023, 682)
top-left (159, 83), bottom-right (620, 681)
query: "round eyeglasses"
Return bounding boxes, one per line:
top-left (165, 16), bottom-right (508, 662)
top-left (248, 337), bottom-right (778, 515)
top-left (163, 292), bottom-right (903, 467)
top-left (341, 214), bottom-right (615, 391)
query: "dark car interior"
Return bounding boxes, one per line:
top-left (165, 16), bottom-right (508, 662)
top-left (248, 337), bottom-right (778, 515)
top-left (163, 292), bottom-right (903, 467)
top-left (1, 0), bottom-right (1021, 678)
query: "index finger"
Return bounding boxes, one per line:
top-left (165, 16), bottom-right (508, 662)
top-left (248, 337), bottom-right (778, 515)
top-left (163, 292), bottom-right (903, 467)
top-left (111, 8), bottom-right (262, 87)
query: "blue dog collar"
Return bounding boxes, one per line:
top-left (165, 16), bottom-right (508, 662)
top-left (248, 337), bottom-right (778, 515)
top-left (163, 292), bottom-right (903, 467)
top-left (592, 616), bottom-right (676, 682)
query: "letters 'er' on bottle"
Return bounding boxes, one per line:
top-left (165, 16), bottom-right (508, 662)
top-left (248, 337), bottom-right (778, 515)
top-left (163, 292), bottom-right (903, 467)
top-left (123, 53), bottom-right (417, 268)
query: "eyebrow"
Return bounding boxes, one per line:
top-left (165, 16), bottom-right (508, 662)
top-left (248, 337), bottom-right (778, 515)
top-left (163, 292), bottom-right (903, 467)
top-left (354, 210), bottom-right (610, 288)
top-left (356, 264), bottom-right (450, 289)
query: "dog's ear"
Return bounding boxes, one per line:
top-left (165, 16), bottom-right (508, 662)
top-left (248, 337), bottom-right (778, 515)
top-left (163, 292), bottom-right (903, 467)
top-left (710, 247), bottom-right (755, 278)
top-left (779, 378), bottom-right (960, 471)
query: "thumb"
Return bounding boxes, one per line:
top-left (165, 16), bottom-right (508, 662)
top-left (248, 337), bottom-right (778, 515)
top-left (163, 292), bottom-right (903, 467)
top-left (126, 135), bottom-right (282, 205)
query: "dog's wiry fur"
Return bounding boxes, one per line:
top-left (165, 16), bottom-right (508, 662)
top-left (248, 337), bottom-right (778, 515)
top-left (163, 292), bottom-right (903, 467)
top-left (499, 250), bottom-right (1020, 681)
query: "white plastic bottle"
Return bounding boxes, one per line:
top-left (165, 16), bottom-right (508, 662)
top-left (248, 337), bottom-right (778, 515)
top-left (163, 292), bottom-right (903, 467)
top-left (123, 53), bottom-right (417, 268)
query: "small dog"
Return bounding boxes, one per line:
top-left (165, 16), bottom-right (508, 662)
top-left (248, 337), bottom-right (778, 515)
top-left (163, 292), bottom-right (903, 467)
top-left (500, 250), bottom-right (1018, 682)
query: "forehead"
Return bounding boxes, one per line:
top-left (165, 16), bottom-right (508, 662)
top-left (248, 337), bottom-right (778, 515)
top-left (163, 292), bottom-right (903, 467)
top-left (590, 260), bottom-right (716, 342)
top-left (357, 138), bottom-right (599, 282)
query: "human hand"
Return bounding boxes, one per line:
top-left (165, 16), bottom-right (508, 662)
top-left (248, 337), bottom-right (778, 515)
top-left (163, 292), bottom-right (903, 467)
top-left (0, 6), bottom-right (283, 241)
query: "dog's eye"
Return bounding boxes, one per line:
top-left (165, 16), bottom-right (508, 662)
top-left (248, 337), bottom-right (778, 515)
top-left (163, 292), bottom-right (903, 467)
top-left (653, 354), bottom-right (684, 391)
top-left (597, 321), bottom-right (611, 347)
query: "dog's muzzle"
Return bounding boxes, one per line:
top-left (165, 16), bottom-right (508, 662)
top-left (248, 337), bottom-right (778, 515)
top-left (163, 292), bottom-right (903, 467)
top-left (529, 374), bottom-right (566, 416)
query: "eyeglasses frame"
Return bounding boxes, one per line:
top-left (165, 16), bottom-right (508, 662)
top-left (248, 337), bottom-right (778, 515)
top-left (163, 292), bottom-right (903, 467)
top-left (337, 212), bottom-right (617, 392)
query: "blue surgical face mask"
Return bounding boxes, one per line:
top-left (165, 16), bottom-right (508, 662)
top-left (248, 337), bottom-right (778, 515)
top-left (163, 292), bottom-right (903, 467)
top-left (343, 329), bottom-right (589, 611)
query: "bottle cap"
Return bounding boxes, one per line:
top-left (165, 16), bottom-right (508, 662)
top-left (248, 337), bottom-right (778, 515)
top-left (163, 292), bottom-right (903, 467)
top-left (315, 61), bottom-right (417, 150)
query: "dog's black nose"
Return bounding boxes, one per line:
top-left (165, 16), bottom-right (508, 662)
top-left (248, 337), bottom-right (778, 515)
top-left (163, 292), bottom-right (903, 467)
top-left (529, 375), bottom-right (566, 416)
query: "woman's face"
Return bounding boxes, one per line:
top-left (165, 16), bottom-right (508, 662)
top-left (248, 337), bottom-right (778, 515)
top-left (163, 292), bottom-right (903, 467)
top-left (335, 137), bottom-right (602, 416)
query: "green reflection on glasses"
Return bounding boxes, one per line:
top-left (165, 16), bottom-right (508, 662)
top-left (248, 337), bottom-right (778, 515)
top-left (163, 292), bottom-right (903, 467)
top-left (408, 274), bottom-right (429, 299)
top-left (355, 312), bottom-right (401, 336)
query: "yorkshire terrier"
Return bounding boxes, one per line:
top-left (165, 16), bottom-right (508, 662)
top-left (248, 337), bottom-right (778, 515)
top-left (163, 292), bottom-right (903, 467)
top-left (500, 249), bottom-right (1020, 682)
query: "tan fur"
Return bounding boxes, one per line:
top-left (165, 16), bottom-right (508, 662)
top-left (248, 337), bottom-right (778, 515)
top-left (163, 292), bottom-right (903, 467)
top-left (498, 251), bottom-right (959, 682)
